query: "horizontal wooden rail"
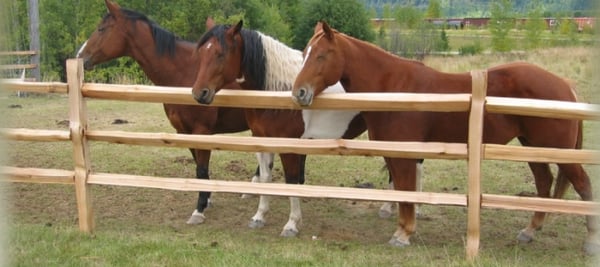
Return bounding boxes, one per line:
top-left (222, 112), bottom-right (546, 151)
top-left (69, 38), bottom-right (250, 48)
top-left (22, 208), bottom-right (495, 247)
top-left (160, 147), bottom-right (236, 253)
top-left (86, 130), bottom-right (468, 160)
top-left (0, 81), bottom-right (68, 94)
top-left (482, 194), bottom-right (598, 216)
top-left (0, 51), bottom-right (37, 56)
top-left (87, 172), bottom-right (468, 206)
top-left (1, 167), bottom-right (597, 215)
top-left (486, 96), bottom-right (600, 120)
top-left (1, 167), bottom-right (74, 184)
top-left (0, 64), bottom-right (37, 70)
top-left (483, 144), bottom-right (600, 164)
top-left (81, 83), bottom-right (473, 112)
top-left (0, 128), bottom-right (70, 142)
top-left (3, 81), bottom-right (599, 119)
top-left (3, 128), bottom-right (597, 164)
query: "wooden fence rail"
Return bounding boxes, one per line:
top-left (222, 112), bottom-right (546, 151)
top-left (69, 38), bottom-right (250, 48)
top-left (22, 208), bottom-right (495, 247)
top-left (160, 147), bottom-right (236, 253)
top-left (0, 51), bottom-right (38, 81)
top-left (1, 58), bottom-right (600, 260)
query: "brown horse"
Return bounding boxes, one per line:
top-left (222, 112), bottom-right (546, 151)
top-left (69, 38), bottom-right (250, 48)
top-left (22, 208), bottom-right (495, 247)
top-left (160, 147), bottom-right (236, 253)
top-left (292, 21), bottom-right (597, 253)
top-left (190, 19), bottom-right (378, 236)
top-left (76, 0), bottom-right (269, 225)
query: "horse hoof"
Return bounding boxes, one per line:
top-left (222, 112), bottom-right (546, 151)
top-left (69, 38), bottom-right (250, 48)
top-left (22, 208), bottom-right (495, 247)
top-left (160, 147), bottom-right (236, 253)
top-left (186, 212), bottom-right (206, 225)
top-left (388, 237), bottom-right (410, 247)
top-left (280, 228), bottom-right (298, 237)
top-left (378, 209), bottom-right (392, 219)
top-left (248, 219), bottom-right (265, 229)
top-left (516, 230), bottom-right (533, 243)
top-left (584, 241), bottom-right (600, 255)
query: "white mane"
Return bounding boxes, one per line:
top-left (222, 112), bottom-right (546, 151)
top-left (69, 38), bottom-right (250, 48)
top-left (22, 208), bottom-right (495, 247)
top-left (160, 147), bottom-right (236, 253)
top-left (258, 32), bottom-right (303, 92)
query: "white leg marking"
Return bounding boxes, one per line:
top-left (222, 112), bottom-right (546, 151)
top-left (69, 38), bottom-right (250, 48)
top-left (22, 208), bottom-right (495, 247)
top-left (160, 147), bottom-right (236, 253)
top-left (248, 152), bottom-right (275, 228)
top-left (281, 197), bottom-right (302, 237)
top-left (186, 209), bottom-right (206, 225)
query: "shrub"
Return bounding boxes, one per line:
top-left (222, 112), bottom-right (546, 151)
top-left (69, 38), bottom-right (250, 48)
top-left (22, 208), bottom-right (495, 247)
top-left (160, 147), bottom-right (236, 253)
top-left (458, 43), bottom-right (483, 55)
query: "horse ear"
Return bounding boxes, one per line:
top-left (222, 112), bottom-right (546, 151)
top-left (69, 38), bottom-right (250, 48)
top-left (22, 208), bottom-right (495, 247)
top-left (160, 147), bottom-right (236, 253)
top-left (314, 21), bottom-right (323, 34)
top-left (206, 17), bottom-right (215, 30)
top-left (233, 20), bottom-right (243, 35)
top-left (321, 21), bottom-right (334, 40)
top-left (105, 0), bottom-right (121, 18)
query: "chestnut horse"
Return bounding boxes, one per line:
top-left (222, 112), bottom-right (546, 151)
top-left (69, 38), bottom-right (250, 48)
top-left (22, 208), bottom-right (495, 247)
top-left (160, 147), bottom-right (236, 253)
top-left (292, 22), bottom-right (597, 253)
top-left (76, 0), bottom-right (275, 225)
top-left (190, 19), bottom-right (420, 236)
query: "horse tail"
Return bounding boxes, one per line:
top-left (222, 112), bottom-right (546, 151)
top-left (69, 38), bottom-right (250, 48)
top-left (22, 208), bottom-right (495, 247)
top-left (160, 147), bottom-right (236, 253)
top-left (552, 80), bottom-right (582, 199)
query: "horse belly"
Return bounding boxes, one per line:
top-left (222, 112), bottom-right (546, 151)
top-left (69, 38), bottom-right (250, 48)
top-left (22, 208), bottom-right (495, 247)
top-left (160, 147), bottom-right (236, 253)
top-left (246, 109), bottom-right (305, 138)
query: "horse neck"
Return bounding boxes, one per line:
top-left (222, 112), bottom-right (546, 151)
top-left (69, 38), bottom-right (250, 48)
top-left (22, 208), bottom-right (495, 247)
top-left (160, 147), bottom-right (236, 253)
top-left (241, 32), bottom-right (302, 92)
top-left (125, 24), bottom-right (198, 86)
top-left (338, 35), bottom-right (437, 93)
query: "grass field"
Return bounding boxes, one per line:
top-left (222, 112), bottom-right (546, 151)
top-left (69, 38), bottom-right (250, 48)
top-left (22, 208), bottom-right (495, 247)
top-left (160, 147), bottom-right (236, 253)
top-left (1, 46), bottom-right (599, 266)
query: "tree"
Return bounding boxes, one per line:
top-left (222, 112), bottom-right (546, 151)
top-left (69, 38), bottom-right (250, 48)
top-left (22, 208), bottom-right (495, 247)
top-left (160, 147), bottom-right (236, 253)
top-left (489, 0), bottom-right (515, 52)
top-left (426, 0), bottom-right (442, 18)
top-left (292, 0), bottom-right (375, 50)
top-left (523, 0), bottom-right (546, 50)
top-left (395, 5), bottom-right (424, 29)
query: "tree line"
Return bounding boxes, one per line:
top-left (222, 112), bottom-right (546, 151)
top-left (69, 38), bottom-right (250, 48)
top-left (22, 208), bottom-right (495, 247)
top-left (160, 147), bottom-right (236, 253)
top-left (365, 0), bottom-right (596, 17)
top-left (0, 0), bottom-right (594, 83)
top-left (1, 0), bottom-right (375, 82)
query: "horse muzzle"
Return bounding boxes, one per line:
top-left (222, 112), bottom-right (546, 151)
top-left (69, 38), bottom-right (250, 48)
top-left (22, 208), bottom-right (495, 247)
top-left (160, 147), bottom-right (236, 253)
top-left (82, 58), bottom-right (95, 71)
top-left (292, 86), bottom-right (314, 107)
top-left (193, 88), bottom-right (216, 105)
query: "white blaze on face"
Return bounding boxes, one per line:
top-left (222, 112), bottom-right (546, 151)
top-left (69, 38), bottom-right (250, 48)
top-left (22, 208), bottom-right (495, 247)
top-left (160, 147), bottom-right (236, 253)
top-left (301, 46), bottom-right (312, 67)
top-left (76, 41), bottom-right (88, 58)
top-left (206, 41), bottom-right (212, 50)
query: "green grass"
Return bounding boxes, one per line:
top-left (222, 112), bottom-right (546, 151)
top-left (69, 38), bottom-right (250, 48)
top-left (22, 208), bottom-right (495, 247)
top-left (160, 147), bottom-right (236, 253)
top-left (1, 46), bottom-right (599, 266)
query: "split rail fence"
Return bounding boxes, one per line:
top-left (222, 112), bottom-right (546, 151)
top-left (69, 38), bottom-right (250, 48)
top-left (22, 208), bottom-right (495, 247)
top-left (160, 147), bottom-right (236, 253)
top-left (2, 59), bottom-right (600, 260)
top-left (0, 50), bottom-right (38, 81)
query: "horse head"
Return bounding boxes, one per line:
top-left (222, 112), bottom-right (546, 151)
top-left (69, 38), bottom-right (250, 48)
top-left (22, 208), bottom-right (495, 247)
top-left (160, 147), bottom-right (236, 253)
top-left (77, 0), bottom-right (132, 70)
top-left (292, 21), bottom-right (345, 107)
top-left (192, 19), bottom-right (245, 105)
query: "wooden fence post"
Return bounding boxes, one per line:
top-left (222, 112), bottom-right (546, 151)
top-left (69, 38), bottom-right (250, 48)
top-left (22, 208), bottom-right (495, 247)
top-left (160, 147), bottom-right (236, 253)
top-left (67, 58), bottom-right (94, 233)
top-left (466, 69), bottom-right (487, 260)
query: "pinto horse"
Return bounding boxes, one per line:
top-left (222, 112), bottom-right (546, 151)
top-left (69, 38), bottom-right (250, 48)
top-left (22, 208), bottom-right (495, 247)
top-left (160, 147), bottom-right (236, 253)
top-left (190, 19), bottom-right (419, 236)
top-left (292, 21), bottom-right (597, 253)
top-left (76, 0), bottom-right (275, 225)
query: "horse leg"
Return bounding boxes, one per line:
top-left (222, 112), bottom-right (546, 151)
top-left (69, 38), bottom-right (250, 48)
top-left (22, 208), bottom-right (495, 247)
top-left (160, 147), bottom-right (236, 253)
top-left (278, 153), bottom-right (306, 237)
top-left (386, 158), bottom-right (418, 247)
top-left (248, 152), bottom-right (275, 229)
top-left (378, 170), bottom-right (395, 218)
top-left (552, 169), bottom-right (571, 199)
top-left (242, 152), bottom-right (274, 199)
top-left (517, 162), bottom-right (554, 242)
top-left (379, 161), bottom-right (423, 219)
top-left (556, 163), bottom-right (599, 254)
top-left (186, 148), bottom-right (212, 225)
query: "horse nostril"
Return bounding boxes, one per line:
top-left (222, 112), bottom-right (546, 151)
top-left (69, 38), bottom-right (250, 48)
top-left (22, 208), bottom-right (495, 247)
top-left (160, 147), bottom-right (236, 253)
top-left (298, 88), bottom-right (306, 98)
top-left (201, 89), bottom-right (209, 99)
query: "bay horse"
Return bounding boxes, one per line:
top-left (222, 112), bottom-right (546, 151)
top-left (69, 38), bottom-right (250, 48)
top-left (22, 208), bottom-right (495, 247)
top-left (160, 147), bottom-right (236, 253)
top-left (76, 0), bottom-right (275, 226)
top-left (292, 21), bottom-right (597, 253)
top-left (190, 19), bottom-right (421, 236)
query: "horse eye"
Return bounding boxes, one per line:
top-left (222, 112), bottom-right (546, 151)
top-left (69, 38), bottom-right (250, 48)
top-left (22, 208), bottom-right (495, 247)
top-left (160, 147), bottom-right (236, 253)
top-left (97, 27), bottom-right (106, 33)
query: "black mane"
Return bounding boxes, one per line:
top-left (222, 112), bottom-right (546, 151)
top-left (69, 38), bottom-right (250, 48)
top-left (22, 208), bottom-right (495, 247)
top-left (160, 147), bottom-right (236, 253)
top-left (104, 8), bottom-right (178, 57)
top-left (197, 24), bottom-right (266, 90)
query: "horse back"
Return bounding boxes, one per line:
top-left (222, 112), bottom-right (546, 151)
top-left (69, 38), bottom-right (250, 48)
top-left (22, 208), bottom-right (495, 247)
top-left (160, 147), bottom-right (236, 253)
top-left (487, 62), bottom-right (577, 102)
